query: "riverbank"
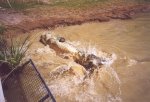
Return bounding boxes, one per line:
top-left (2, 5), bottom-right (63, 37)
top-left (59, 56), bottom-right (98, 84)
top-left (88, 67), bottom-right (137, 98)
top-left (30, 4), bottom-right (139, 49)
top-left (0, 1), bottom-right (150, 35)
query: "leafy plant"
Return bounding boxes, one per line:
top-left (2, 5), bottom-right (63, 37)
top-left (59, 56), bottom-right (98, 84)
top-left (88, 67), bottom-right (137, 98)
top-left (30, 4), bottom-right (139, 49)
top-left (0, 35), bottom-right (31, 69)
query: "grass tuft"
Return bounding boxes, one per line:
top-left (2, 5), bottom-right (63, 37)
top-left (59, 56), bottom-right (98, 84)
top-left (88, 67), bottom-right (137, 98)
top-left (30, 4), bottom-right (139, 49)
top-left (0, 35), bottom-right (31, 69)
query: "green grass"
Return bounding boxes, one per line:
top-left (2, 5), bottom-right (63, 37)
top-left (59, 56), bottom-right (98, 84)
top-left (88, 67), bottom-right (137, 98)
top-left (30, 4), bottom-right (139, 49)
top-left (0, 1), bottom-right (42, 10)
top-left (49, 0), bottom-right (108, 8)
top-left (0, 25), bottom-right (6, 35)
top-left (0, 0), bottom-right (109, 9)
top-left (44, 0), bottom-right (150, 9)
top-left (0, 0), bottom-right (149, 10)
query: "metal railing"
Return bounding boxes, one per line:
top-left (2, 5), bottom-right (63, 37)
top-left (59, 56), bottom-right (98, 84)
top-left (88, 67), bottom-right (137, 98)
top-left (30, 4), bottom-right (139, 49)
top-left (2, 59), bottom-right (56, 102)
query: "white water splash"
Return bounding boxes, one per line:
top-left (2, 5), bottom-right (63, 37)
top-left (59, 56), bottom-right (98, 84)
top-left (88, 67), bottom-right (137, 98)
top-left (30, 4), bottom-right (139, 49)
top-left (79, 44), bottom-right (117, 66)
top-left (100, 66), bottom-right (122, 102)
top-left (127, 59), bottom-right (137, 67)
top-left (26, 32), bottom-right (121, 102)
top-left (35, 45), bottom-right (55, 54)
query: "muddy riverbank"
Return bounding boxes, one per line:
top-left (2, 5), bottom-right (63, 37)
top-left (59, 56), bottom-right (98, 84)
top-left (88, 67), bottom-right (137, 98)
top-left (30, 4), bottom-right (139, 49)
top-left (0, 3), bottom-right (150, 35)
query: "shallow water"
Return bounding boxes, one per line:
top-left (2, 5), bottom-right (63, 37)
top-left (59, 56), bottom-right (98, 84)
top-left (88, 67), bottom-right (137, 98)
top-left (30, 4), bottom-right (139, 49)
top-left (24, 13), bottom-right (150, 102)
top-left (45, 13), bottom-right (150, 102)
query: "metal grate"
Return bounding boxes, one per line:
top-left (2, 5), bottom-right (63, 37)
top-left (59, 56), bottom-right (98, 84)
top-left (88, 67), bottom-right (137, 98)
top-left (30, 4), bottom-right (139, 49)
top-left (3, 59), bottom-right (56, 102)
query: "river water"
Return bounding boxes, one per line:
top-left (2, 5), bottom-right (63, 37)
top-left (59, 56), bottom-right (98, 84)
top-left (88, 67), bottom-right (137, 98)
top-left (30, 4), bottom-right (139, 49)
top-left (26, 13), bottom-right (150, 102)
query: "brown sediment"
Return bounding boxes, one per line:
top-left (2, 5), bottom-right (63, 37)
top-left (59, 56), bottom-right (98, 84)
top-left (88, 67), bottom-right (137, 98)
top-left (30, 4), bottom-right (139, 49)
top-left (0, 4), bottom-right (150, 35)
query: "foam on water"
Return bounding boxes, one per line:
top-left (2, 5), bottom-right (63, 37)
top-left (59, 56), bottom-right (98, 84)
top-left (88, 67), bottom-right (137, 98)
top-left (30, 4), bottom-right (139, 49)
top-left (48, 65), bottom-right (122, 102)
top-left (25, 31), bottom-right (121, 102)
top-left (79, 44), bottom-right (117, 66)
top-left (45, 13), bottom-right (150, 101)
top-left (47, 43), bottom-right (122, 102)
top-left (127, 59), bottom-right (137, 67)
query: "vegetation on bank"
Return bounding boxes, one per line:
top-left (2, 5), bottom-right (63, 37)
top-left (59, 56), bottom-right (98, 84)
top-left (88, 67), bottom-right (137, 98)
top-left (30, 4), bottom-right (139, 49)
top-left (48, 0), bottom-right (150, 8)
top-left (50, 0), bottom-right (108, 8)
top-left (0, 0), bottom-right (149, 10)
top-left (0, 1), bottom-right (40, 10)
top-left (0, 35), bottom-right (31, 77)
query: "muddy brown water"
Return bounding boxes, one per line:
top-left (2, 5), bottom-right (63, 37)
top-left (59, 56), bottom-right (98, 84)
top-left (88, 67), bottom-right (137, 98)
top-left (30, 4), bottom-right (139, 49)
top-left (25, 13), bottom-right (150, 102)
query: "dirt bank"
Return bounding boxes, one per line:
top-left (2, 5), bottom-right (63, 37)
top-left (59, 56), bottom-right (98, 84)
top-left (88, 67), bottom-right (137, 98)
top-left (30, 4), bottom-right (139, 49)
top-left (0, 3), bottom-right (150, 35)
